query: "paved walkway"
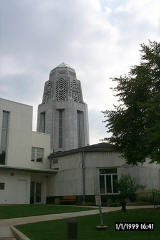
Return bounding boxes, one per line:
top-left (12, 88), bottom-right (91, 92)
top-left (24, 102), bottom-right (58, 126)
top-left (0, 205), bottom-right (154, 238)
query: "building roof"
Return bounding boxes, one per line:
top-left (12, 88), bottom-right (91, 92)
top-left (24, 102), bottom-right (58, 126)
top-left (0, 165), bottom-right (57, 174)
top-left (56, 62), bottom-right (71, 68)
top-left (50, 62), bottom-right (75, 73)
top-left (49, 142), bottom-right (116, 158)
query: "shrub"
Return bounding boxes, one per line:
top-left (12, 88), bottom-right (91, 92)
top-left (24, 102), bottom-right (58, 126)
top-left (118, 174), bottom-right (139, 201)
top-left (137, 189), bottom-right (160, 204)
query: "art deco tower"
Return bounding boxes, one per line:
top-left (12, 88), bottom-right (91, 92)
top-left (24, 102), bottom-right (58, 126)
top-left (37, 63), bottom-right (89, 152)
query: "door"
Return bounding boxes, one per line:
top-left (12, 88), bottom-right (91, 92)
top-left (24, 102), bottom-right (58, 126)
top-left (35, 182), bottom-right (41, 203)
top-left (17, 180), bottom-right (27, 204)
top-left (30, 181), bottom-right (42, 204)
top-left (30, 181), bottom-right (35, 204)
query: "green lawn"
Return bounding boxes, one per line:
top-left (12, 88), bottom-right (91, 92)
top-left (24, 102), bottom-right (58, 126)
top-left (0, 205), bottom-right (93, 219)
top-left (17, 209), bottom-right (159, 240)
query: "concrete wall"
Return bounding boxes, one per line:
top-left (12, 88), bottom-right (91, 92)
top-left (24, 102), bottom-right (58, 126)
top-left (49, 153), bottom-right (83, 196)
top-left (0, 98), bottom-right (51, 204)
top-left (119, 160), bottom-right (160, 189)
top-left (37, 99), bottom-right (89, 152)
top-left (0, 170), bottom-right (49, 204)
top-left (31, 131), bottom-right (51, 169)
top-left (0, 98), bottom-right (33, 168)
top-left (49, 151), bottom-right (160, 197)
top-left (0, 170), bottom-right (30, 204)
top-left (0, 98), bottom-right (51, 169)
top-left (84, 152), bottom-right (125, 195)
top-left (49, 151), bottom-right (125, 196)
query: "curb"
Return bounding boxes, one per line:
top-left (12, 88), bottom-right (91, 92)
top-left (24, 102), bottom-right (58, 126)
top-left (10, 226), bottom-right (31, 240)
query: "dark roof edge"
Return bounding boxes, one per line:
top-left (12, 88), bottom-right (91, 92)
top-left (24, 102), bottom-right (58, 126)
top-left (0, 166), bottom-right (57, 174)
top-left (49, 143), bottom-right (116, 158)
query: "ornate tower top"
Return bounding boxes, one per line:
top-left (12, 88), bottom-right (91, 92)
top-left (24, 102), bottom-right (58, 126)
top-left (38, 63), bottom-right (89, 151)
top-left (42, 63), bottom-right (83, 104)
top-left (50, 62), bottom-right (76, 74)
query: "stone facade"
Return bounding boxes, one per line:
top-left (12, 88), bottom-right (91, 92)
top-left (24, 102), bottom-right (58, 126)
top-left (37, 63), bottom-right (89, 152)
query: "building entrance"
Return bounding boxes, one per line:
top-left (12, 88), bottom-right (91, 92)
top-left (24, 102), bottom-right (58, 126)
top-left (30, 181), bottom-right (42, 204)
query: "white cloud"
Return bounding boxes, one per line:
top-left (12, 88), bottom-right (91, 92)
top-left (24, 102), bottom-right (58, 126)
top-left (1, 0), bottom-right (160, 143)
top-left (117, 0), bottom-right (160, 28)
top-left (0, 55), bottom-right (26, 77)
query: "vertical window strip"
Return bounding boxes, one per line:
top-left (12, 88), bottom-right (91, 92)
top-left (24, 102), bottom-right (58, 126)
top-left (77, 111), bottom-right (81, 147)
top-left (0, 111), bottom-right (9, 165)
top-left (40, 112), bottom-right (45, 133)
top-left (58, 110), bottom-right (63, 148)
top-left (77, 111), bottom-right (84, 147)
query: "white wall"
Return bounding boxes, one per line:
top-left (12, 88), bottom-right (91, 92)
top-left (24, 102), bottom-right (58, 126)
top-left (0, 98), bottom-right (32, 168)
top-left (0, 98), bottom-right (51, 204)
top-left (49, 151), bottom-right (160, 197)
top-left (49, 153), bottom-right (83, 196)
top-left (0, 98), bottom-right (51, 170)
top-left (38, 100), bottom-right (89, 152)
top-left (0, 170), bottom-right (30, 204)
top-left (49, 151), bottom-right (125, 196)
top-left (119, 162), bottom-right (160, 189)
top-left (84, 152), bottom-right (125, 195)
top-left (31, 131), bottom-right (51, 169)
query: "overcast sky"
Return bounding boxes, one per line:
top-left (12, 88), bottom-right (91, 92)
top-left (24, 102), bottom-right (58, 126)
top-left (1, 0), bottom-right (160, 144)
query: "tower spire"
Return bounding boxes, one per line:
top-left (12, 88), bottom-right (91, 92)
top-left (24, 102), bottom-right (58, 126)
top-left (37, 63), bottom-right (89, 152)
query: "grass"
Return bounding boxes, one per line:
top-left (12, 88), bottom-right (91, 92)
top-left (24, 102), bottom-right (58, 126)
top-left (0, 205), bottom-right (93, 219)
top-left (17, 208), bottom-right (160, 240)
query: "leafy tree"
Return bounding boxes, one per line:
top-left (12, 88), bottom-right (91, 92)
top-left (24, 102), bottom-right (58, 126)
top-left (104, 41), bottom-right (160, 164)
top-left (118, 174), bottom-right (139, 201)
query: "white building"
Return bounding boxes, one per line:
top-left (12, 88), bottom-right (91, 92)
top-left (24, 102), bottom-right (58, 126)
top-left (0, 98), bottom-right (57, 204)
top-left (0, 63), bottom-right (160, 204)
top-left (48, 143), bottom-right (160, 203)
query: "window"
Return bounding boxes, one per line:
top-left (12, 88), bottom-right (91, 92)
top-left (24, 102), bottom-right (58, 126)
top-left (0, 111), bottom-right (9, 165)
top-left (39, 112), bottom-right (45, 133)
top-left (56, 78), bottom-right (67, 101)
top-left (58, 109), bottom-right (63, 148)
top-left (99, 168), bottom-right (118, 194)
top-left (0, 183), bottom-right (5, 190)
top-left (77, 111), bottom-right (84, 147)
top-left (31, 147), bottom-right (44, 162)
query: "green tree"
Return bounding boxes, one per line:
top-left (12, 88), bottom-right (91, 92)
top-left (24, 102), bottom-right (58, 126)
top-left (104, 41), bottom-right (160, 164)
top-left (118, 174), bottom-right (139, 201)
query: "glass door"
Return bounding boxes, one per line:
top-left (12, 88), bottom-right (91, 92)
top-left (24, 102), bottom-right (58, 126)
top-left (30, 181), bottom-right (35, 204)
top-left (35, 182), bottom-right (41, 203)
top-left (30, 181), bottom-right (42, 204)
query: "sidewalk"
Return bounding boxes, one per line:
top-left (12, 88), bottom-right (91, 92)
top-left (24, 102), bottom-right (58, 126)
top-left (0, 205), bottom-right (154, 238)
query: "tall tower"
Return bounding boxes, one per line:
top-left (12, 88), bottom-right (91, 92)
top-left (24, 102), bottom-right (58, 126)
top-left (37, 63), bottom-right (89, 152)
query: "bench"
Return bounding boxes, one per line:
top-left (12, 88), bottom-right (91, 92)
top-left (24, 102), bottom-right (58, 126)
top-left (60, 195), bottom-right (77, 204)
